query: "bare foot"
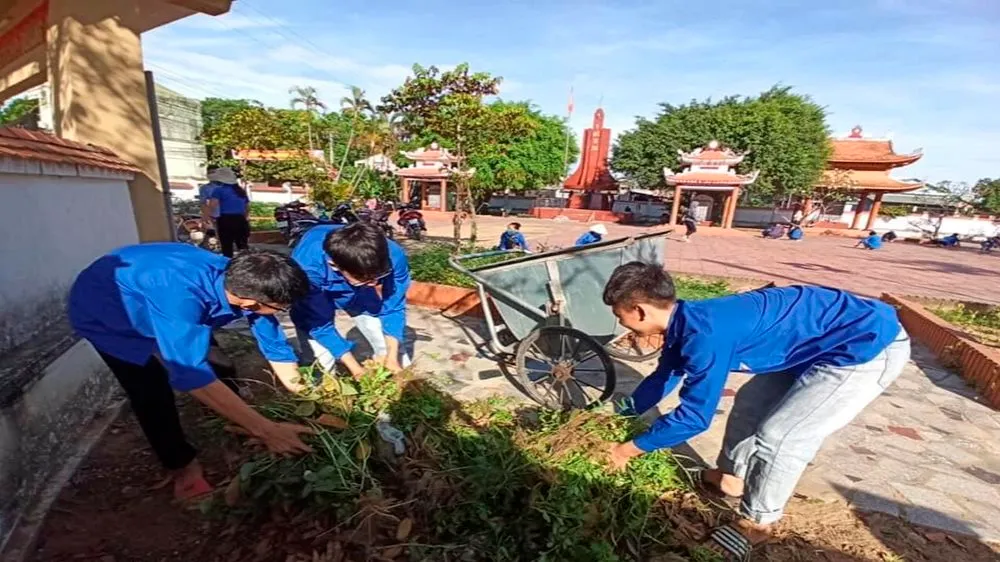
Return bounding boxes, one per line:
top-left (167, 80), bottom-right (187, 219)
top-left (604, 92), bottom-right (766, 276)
top-left (703, 468), bottom-right (745, 497)
top-left (172, 460), bottom-right (213, 502)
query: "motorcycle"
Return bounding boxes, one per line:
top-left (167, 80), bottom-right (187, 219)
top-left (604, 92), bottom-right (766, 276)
top-left (274, 201), bottom-right (362, 248)
top-left (981, 236), bottom-right (999, 253)
top-left (397, 203), bottom-right (427, 241)
top-left (175, 215), bottom-right (220, 252)
top-left (357, 201), bottom-right (396, 240)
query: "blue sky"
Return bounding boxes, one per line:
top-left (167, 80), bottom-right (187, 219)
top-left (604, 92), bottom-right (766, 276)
top-left (144, 0), bottom-right (999, 185)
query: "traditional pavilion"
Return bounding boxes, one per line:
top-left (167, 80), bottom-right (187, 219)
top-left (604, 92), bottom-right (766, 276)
top-left (663, 140), bottom-right (760, 229)
top-left (394, 143), bottom-right (472, 211)
top-left (811, 126), bottom-right (923, 230)
top-left (563, 108), bottom-right (617, 210)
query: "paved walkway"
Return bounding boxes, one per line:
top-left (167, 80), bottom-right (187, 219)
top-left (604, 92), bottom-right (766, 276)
top-left (296, 307), bottom-right (1000, 541)
top-left (418, 214), bottom-right (1000, 303)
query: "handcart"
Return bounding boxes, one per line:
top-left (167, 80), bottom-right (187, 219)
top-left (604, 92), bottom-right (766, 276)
top-left (449, 230), bottom-right (670, 409)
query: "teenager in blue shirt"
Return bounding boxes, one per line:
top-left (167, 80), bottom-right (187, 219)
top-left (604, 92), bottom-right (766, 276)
top-left (575, 223), bottom-right (608, 246)
top-left (291, 222), bottom-right (411, 378)
top-left (69, 245), bottom-right (315, 501)
top-left (497, 222), bottom-right (528, 251)
top-left (856, 230), bottom-right (882, 250)
top-left (601, 262), bottom-right (909, 560)
top-left (787, 225), bottom-right (803, 240)
top-left (203, 167), bottom-right (250, 257)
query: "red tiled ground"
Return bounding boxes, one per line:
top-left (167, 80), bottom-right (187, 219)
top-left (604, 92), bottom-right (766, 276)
top-left (419, 213), bottom-right (1000, 304)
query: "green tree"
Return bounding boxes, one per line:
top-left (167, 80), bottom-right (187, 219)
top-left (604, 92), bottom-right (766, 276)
top-left (611, 86), bottom-right (830, 205)
top-left (0, 97), bottom-right (39, 126)
top-left (201, 98), bottom-right (262, 163)
top-left (973, 177), bottom-right (1000, 213)
top-left (289, 85), bottom-right (327, 150)
top-left (338, 85), bottom-right (374, 174)
top-left (379, 63), bottom-right (511, 247)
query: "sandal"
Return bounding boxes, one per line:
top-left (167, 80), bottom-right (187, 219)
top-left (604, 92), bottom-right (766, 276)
top-left (705, 525), bottom-right (752, 562)
top-left (690, 469), bottom-right (742, 509)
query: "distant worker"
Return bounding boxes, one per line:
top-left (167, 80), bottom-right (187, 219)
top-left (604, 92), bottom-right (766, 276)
top-left (792, 207), bottom-right (804, 225)
top-left (203, 167), bottom-right (251, 257)
top-left (761, 223), bottom-right (786, 239)
top-left (681, 207), bottom-right (698, 243)
top-left (787, 225), bottom-right (804, 241)
top-left (498, 222), bottom-right (528, 251)
top-left (881, 231), bottom-right (898, 244)
top-left (856, 230), bottom-right (882, 250)
top-left (575, 223), bottom-right (608, 246)
top-left (931, 233), bottom-right (961, 248)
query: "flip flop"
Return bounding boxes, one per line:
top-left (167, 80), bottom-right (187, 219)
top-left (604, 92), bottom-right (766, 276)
top-left (705, 525), bottom-right (752, 562)
top-left (689, 469), bottom-right (742, 509)
top-left (174, 475), bottom-right (214, 502)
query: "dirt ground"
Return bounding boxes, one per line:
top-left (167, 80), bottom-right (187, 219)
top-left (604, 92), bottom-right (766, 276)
top-left (26, 335), bottom-right (1000, 562)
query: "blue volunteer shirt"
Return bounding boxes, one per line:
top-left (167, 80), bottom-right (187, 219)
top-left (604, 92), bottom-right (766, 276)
top-left (209, 183), bottom-right (248, 216)
top-left (198, 182), bottom-right (222, 219)
top-left (290, 225), bottom-right (410, 359)
top-left (68, 243), bottom-right (297, 392)
top-left (498, 230), bottom-right (527, 250)
top-left (627, 286), bottom-right (901, 452)
top-left (863, 234), bottom-right (882, 250)
top-left (575, 231), bottom-right (602, 246)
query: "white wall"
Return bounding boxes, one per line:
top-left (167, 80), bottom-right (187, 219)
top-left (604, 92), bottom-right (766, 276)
top-left (842, 211), bottom-right (1000, 240)
top-left (0, 174), bottom-right (139, 352)
top-left (733, 207), bottom-right (793, 227)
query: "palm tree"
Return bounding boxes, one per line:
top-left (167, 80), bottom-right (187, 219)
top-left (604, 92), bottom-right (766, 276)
top-left (289, 85), bottom-right (327, 151)
top-left (337, 85), bottom-right (373, 172)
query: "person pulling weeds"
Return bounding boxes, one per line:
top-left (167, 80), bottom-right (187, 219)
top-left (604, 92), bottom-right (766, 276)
top-left (69, 245), bottom-right (317, 501)
top-left (291, 222), bottom-right (411, 378)
top-left (601, 262), bottom-right (910, 560)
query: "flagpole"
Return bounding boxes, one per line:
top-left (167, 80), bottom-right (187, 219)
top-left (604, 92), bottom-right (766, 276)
top-left (562, 86), bottom-right (574, 180)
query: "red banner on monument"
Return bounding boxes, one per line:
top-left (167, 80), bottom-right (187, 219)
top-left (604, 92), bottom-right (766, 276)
top-left (0, 1), bottom-right (48, 65)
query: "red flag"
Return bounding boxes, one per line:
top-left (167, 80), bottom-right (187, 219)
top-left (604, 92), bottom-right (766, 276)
top-left (567, 87), bottom-right (574, 116)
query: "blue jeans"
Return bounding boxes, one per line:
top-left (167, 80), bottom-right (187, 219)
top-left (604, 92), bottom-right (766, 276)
top-left (717, 328), bottom-right (911, 524)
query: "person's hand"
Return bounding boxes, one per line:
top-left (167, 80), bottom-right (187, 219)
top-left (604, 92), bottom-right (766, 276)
top-left (384, 355), bottom-right (402, 374)
top-left (608, 441), bottom-right (644, 471)
top-left (254, 421), bottom-right (315, 455)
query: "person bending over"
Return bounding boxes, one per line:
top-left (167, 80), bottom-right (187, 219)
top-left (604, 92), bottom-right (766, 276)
top-left (69, 245), bottom-right (315, 501)
top-left (601, 262), bottom-right (909, 560)
top-left (291, 222), bottom-right (411, 378)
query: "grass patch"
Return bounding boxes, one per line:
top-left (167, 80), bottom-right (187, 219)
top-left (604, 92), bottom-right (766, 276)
top-left (213, 366), bottom-right (720, 561)
top-left (409, 244), bottom-right (520, 289)
top-left (674, 278), bottom-right (733, 301)
top-left (930, 304), bottom-right (1000, 347)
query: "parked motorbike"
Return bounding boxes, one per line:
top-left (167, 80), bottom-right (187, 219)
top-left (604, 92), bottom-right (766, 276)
top-left (274, 201), bottom-right (364, 248)
top-left (397, 203), bottom-right (427, 241)
top-left (175, 215), bottom-right (220, 252)
top-left (357, 202), bottom-right (396, 239)
top-left (981, 236), bottom-right (999, 253)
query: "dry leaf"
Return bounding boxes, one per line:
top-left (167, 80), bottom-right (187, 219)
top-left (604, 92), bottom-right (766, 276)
top-left (148, 475), bottom-right (173, 491)
top-left (224, 475), bottom-right (241, 507)
top-left (924, 531), bottom-right (947, 543)
top-left (395, 517), bottom-right (413, 541)
top-left (316, 414), bottom-right (349, 430)
top-left (382, 546), bottom-right (403, 559)
top-left (355, 441), bottom-right (372, 461)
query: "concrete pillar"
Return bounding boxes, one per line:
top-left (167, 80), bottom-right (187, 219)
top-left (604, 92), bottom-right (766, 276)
top-left (724, 187), bottom-right (740, 229)
top-left (850, 191), bottom-right (869, 230)
top-left (721, 193), bottom-right (732, 228)
top-left (439, 179), bottom-right (447, 212)
top-left (47, 0), bottom-right (171, 241)
top-left (865, 192), bottom-right (883, 231)
top-left (400, 178), bottom-right (409, 203)
top-left (669, 185), bottom-right (682, 226)
top-left (420, 183), bottom-right (427, 209)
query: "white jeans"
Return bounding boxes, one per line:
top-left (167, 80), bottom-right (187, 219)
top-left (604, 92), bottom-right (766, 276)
top-left (717, 328), bottom-right (911, 524)
top-left (298, 314), bottom-right (412, 372)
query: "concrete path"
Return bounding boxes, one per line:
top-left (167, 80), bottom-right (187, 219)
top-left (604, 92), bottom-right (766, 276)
top-left (298, 307), bottom-right (1000, 541)
top-left (416, 214), bottom-right (1000, 303)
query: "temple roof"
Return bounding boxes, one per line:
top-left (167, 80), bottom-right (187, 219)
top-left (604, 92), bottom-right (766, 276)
top-left (394, 165), bottom-right (474, 180)
top-left (663, 168), bottom-right (760, 188)
top-left (679, 140), bottom-right (746, 166)
top-left (400, 142), bottom-right (462, 163)
top-left (818, 169), bottom-right (924, 192)
top-left (828, 126), bottom-right (922, 169)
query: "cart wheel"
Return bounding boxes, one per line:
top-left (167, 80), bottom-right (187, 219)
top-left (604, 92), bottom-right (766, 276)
top-left (606, 332), bottom-right (664, 362)
top-left (515, 326), bottom-right (616, 410)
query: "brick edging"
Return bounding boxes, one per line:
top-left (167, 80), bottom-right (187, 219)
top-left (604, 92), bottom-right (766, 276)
top-left (406, 281), bottom-right (484, 318)
top-left (882, 293), bottom-right (1000, 408)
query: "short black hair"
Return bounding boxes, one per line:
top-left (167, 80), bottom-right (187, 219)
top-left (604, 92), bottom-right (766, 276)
top-left (509, 222), bottom-right (521, 229)
top-left (869, 230), bottom-right (877, 236)
top-left (323, 222), bottom-right (390, 280)
top-left (602, 261), bottom-right (676, 309)
top-left (224, 249), bottom-right (309, 305)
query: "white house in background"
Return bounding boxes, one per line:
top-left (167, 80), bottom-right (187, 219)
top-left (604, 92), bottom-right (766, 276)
top-left (0, 127), bottom-right (140, 545)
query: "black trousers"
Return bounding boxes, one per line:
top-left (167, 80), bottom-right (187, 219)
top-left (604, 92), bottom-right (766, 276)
top-left (216, 214), bottom-right (250, 257)
top-left (97, 337), bottom-right (240, 470)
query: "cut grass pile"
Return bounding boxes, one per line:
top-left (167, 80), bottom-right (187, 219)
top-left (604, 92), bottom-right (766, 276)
top-left (930, 303), bottom-right (1000, 347)
top-left (210, 366), bottom-right (725, 561)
